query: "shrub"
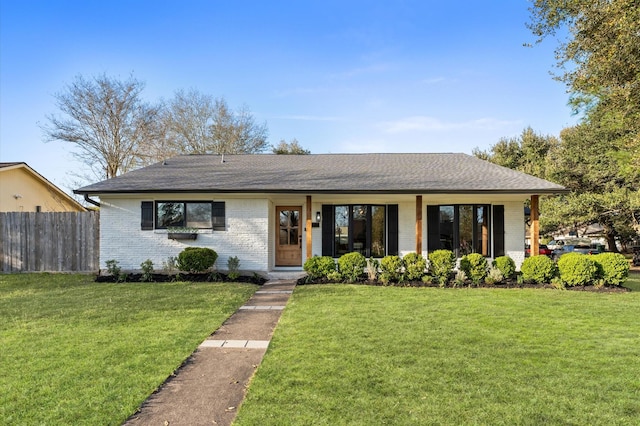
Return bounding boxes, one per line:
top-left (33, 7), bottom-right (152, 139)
top-left (484, 266), bottom-right (504, 285)
top-left (453, 270), bottom-right (467, 288)
top-left (380, 255), bottom-right (404, 283)
top-left (326, 270), bottom-right (342, 282)
top-left (521, 255), bottom-right (557, 284)
top-left (337, 252), bottom-right (367, 283)
top-left (162, 256), bottom-right (178, 274)
top-left (403, 252), bottom-right (427, 281)
top-left (428, 250), bottom-right (455, 285)
top-left (366, 258), bottom-right (379, 281)
top-left (459, 253), bottom-right (488, 284)
top-left (493, 256), bottom-right (516, 279)
top-left (176, 247), bottom-right (218, 273)
top-left (140, 259), bottom-right (154, 282)
top-left (227, 256), bottom-right (240, 280)
top-left (593, 252), bottom-right (629, 286)
top-left (303, 256), bottom-right (336, 280)
top-left (105, 259), bottom-right (127, 283)
top-left (557, 253), bottom-right (598, 286)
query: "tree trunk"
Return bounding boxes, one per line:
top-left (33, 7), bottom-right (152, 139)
top-left (603, 223), bottom-right (618, 253)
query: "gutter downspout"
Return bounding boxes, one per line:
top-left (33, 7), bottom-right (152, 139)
top-left (83, 194), bottom-right (101, 208)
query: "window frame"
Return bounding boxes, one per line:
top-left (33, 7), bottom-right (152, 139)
top-left (331, 204), bottom-right (389, 258)
top-left (152, 201), bottom-right (225, 231)
top-left (432, 204), bottom-right (491, 258)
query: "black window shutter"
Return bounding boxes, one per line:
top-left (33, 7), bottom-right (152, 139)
top-left (212, 202), bottom-right (225, 230)
top-left (493, 205), bottom-right (505, 257)
top-left (141, 201), bottom-right (154, 230)
top-left (387, 204), bottom-right (399, 256)
top-left (321, 204), bottom-right (334, 256)
top-left (426, 205), bottom-right (440, 252)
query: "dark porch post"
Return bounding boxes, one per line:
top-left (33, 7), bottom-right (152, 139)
top-left (531, 195), bottom-right (540, 256)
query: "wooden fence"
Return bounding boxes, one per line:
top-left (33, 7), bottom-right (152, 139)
top-left (0, 212), bottom-right (99, 272)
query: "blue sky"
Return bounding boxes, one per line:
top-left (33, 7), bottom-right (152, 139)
top-left (0, 1), bottom-right (576, 194)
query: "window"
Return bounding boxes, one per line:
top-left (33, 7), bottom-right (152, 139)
top-left (148, 201), bottom-right (225, 230)
top-left (429, 205), bottom-right (490, 257)
top-left (325, 204), bottom-right (392, 257)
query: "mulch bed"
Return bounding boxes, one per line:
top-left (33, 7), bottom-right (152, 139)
top-left (95, 272), bottom-right (266, 285)
top-left (297, 277), bottom-right (630, 292)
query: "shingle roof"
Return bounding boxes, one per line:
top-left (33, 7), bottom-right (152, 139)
top-left (75, 153), bottom-right (567, 195)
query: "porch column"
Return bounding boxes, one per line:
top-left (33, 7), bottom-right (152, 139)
top-left (531, 195), bottom-right (540, 256)
top-left (306, 195), bottom-right (313, 260)
top-left (416, 196), bottom-right (422, 254)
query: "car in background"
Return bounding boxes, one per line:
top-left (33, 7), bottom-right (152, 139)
top-left (546, 240), bottom-right (565, 251)
top-left (525, 244), bottom-right (553, 257)
top-left (552, 242), bottom-right (603, 260)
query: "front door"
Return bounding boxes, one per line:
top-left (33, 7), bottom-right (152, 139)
top-left (276, 206), bottom-right (302, 266)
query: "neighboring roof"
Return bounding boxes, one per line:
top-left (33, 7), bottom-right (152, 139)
top-left (75, 153), bottom-right (567, 195)
top-left (1, 162), bottom-right (87, 211)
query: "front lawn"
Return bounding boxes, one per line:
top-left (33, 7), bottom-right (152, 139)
top-left (236, 285), bottom-right (640, 425)
top-left (0, 273), bottom-right (257, 425)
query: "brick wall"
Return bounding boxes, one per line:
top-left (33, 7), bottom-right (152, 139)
top-left (100, 197), bottom-right (269, 272)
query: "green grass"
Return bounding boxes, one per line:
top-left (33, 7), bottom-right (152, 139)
top-left (0, 273), bottom-right (257, 425)
top-left (624, 271), bottom-right (640, 291)
top-left (236, 284), bottom-right (640, 425)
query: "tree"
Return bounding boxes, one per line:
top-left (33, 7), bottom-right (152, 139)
top-left (272, 138), bottom-right (310, 155)
top-left (528, 0), bottom-right (640, 169)
top-left (164, 89), bottom-right (269, 155)
top-left (473, 127), bottom-right (558, 179)
top-left (545, 123), bottom-right (640, 251)
top-left (42, 74), bottom-right (162, 179)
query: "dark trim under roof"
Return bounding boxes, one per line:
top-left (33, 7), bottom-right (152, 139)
top-left (75, 153), bottom-right (568, 195)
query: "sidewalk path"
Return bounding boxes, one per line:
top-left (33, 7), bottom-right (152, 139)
top-left (124, 279), bottom-right (297, 426)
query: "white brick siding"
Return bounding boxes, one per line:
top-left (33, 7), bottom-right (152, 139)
top-left (100, 197), bottom-right (269, 272)
top-left (99, 195), bottom-right (527, 272)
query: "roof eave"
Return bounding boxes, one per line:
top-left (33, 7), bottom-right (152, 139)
top-left (75, 188), bottom-right (569, 196)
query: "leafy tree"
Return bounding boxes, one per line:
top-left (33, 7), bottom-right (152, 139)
top-left (473, 127), bottom-right (558, 179)
top-left (42, 74), bottom-right (162, 179)
top-left (528, 0), bottom-right (640, 171)
top-left (164, 89), bottom-right (269, 155)
top-left (272, 138), bottom-right (310, 154)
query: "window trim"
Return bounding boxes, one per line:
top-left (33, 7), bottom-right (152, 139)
top-left (429, 204), bottom-right (492, 258)
top-left (152, 200), bottom-right (226, 231)
top-left (323, 204), bottom-right (396, 258)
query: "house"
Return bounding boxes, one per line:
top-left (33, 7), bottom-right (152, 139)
top-left (74, 153), bottom-right (566, 273)
top-left (0, 162), bottom-right (86, 212)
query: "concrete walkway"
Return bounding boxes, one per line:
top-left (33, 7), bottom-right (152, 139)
top-left (124, 278), bottom-right (297, 426)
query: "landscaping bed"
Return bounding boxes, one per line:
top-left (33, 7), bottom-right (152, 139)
top-left (297, 276), bottom-right (631, 292)
top-left (95, 272), bottom-right (266, 284)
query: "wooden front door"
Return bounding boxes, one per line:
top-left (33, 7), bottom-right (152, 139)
top-left (276, 206), bottom-right (302, 266)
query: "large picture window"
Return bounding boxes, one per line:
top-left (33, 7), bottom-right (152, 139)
top-left (152, 201), bottom-right (225, 230)
top-left (432, 205), bottom-right (490, 257)
top-left (332, 205), bottom-right (387, 257)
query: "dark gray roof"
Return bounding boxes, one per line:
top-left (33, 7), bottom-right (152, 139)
top-left (75, 153), bottom-right (567, 195)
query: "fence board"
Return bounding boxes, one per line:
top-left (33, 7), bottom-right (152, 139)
top-left (0, 212), bottom-right (99, 272)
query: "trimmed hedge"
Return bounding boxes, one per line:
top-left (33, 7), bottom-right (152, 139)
top-left (557, 253), bottom-right (598, 286)
top-left (403, 252), bottom-right (427, 281)
top-left (428, 250), bottom-right (455, 285)
top-left (304, 256), bottom-right (336, 280)
top-left (380, 255), bottom-right (404, 282)
top-left (176, 247), bottom-right (218, 273)
top-left (338, 252), bottom-right (367, 283)
top-left (460, 253), bottom-right (488, 284)
top-left (493, 256), bottom-right (516, 279)
top-left (593, 252), bottom-right (629, 286)
top-left (521, 255), bottom-right (556, 284)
